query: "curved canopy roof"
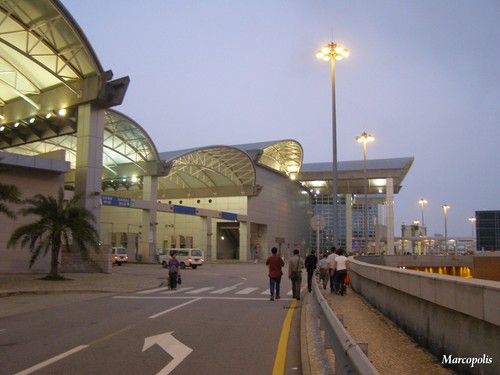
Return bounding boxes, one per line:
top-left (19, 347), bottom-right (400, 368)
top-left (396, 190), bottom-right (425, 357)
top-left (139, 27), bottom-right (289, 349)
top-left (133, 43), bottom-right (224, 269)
top-left (0, 0), bottom-right (103, 115)
top-left (158, 146), bottom-right (257, 199)
top-left (233, 140), bottom-right (303, 178)
top-left (0, 0), bottom-right (128, 151)
top-left (3, 109), bottom-right (162, 189)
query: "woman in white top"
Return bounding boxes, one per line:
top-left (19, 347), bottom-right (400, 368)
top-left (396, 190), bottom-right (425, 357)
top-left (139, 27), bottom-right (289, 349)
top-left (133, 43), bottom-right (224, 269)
top-left (333, 248), bottom-right (348, 295)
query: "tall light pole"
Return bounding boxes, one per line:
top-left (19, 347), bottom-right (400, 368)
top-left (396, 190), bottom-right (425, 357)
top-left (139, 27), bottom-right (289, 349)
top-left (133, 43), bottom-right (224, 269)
top-left (468, 216), bottom-right (476, 238)
top-left (316, 42), bottom-right (349, 248)
top-left (418, 198), bottom-right (427, 228)
top-left (443, 204), bottom-right (450, 253)
top-left (356, 132), bottom-right (374, 253)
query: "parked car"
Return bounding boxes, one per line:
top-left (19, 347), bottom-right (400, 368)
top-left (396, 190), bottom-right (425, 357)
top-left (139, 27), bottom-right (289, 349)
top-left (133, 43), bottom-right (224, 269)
top-left (158, 248), bottom-right (204, 269)
top-left (112, 247), bottom-right (129, 266)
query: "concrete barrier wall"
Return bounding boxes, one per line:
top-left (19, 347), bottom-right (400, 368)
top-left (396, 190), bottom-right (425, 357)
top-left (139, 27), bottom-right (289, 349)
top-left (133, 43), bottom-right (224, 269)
top-left (348, 257), bottom-right (500, 375)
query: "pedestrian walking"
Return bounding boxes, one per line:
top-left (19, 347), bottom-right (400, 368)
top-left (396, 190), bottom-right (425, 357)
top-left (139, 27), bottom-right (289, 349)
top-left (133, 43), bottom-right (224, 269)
top-left (304, 250), bottom-right (318, 292)
top-left (265, 247), bottom-right (285, 301)
top-left (333, 248), bottom-right (348, 295)
top-left (327, 246), bottom-right (337, 292)
top-left (318, 252), bottom-right (329, 290)
top-left (288, 248), bottom-right (304, 300)
top-left (167, 251), bottom-right (180, 290)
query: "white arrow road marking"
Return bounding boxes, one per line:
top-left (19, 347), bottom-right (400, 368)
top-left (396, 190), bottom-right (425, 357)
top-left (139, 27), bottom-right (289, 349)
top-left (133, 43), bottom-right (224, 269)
top-left (143, 331), bottom-right (193, 375)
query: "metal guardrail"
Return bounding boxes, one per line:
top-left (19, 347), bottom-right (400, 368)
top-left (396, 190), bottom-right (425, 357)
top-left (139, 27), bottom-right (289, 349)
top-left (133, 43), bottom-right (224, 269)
top-left (311, 280), bottom-right (380, 375)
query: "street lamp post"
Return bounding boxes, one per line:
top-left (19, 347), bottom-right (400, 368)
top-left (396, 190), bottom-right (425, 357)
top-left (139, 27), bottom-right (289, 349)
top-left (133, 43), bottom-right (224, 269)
top-left (468, 216), bottom-right (476, 238)
top-left (356, 132), bottom-right (374, 253)
top-left (418, 198), bottom-right (427, 228)
top-left (443, 204), bottom-right (450, 253)
top-left (316, 42), bottom-right (349, 248)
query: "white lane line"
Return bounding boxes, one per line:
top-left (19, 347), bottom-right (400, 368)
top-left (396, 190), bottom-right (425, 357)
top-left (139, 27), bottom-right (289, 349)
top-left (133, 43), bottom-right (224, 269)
top-left (149, 298), bottom-right (201, 319)
top-left (235, 287), bottom-right (259, 295)
top-left (186, 287), bottom-right (215, 294)
top-left (210, 282), bottom-right (244, 294)
top-left (14, 345), bottom-right (88, 375)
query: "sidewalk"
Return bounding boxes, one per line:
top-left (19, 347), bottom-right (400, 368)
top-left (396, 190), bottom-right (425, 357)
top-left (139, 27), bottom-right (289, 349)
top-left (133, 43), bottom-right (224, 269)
top-left (0, 271), bottom-right (161, 297)
top-left (303, 285), bottom-right (454, 375)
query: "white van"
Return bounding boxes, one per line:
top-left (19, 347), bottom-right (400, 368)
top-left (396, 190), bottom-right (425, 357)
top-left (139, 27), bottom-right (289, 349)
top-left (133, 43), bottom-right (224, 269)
top-left (158, 248), bottom-right (204, 269)
top-left (111, 247), bottom-right (128, 266)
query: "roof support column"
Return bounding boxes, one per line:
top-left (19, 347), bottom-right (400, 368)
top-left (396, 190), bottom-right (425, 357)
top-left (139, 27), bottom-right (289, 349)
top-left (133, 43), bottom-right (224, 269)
top-left (386, 178), bottom-right (395, 255)
top-left (74, 104), bottom-right (104, 226)
top-left (141, 176), bottom-right (158, 263)
top-left (199, 216), bottom-right (213, 263)
top-left (239, 221), bottom-right (249, 262)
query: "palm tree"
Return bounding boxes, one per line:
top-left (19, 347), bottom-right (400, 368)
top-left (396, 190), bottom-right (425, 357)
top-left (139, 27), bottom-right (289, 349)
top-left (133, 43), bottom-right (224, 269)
top-left (0, 182), bottom-right (21, 219)
top-left (8, 188), bottom-right (99, 279)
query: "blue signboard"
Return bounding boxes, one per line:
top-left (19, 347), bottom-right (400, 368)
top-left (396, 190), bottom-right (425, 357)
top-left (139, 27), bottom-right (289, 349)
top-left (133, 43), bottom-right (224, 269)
top-left (221, 212), bottom-right (238, 221)
top-left (101, 195), bottom-right (131, 207)
top-left (173, 205), bottom-right (197, 215)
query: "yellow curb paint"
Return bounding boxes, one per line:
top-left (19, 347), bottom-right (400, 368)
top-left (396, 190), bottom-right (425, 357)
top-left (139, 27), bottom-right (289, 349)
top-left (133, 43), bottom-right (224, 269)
top-left (272, 299), bottom-right (297, 375)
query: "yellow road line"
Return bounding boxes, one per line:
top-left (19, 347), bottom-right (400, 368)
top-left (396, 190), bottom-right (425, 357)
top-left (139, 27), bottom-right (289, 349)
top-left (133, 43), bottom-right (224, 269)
top-left (272, 299), bottom-right (297, 375)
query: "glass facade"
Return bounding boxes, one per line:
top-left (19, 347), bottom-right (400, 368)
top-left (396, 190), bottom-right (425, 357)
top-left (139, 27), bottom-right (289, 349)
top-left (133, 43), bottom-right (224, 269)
top-left (310, 194), bottom-right (377, 253)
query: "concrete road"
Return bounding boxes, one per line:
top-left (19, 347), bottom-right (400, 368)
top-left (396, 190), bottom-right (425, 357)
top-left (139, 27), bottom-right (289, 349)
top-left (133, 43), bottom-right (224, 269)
top-left (0, 263), bottom-right (302, 375)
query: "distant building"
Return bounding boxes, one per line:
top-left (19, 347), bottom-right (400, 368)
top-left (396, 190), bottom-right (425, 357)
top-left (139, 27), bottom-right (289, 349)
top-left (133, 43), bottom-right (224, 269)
top-left (475, 211), bottom-right (500, 251)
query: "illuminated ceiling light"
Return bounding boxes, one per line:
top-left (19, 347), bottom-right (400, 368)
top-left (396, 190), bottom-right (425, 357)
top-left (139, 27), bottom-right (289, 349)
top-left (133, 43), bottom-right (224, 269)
top-left (45, 113), bottom-right (52, 119)
top-left (13, 122), bottom-right (20, 127)
top-left (289, 173), bottom-right (297, 180)
top-left (58, 108), bottom-right (67, 116)
top-left (28, 117), bottom-right (35, 124)
top-left (0, 126), bottom-right (5, 131)
top-left (131, 176), bottom-right (138, 183)
top-left (371, 179), bottom-right (386, 187)
top-left (310, 180), bottom-right (326, 188)
top-left (0, 114), bottom-right (4, 120)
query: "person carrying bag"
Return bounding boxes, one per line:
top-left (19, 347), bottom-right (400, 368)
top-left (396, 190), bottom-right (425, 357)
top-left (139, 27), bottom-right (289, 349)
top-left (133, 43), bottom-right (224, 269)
top-left (288, 249), bottom-right (304, 300)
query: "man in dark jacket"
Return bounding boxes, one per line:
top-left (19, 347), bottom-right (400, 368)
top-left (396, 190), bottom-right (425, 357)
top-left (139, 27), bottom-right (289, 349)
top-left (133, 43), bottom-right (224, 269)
top-left (304, 250), bottom-right (318, 292)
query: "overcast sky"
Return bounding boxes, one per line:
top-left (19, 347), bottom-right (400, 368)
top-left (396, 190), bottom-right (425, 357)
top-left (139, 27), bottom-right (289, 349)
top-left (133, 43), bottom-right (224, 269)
top-left (62, 0), bottom-right (499, 238)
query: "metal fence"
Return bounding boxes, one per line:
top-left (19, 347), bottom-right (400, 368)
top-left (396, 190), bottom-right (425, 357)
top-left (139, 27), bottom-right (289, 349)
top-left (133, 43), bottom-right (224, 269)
top-left (310, 280), bottom-right (380, 375)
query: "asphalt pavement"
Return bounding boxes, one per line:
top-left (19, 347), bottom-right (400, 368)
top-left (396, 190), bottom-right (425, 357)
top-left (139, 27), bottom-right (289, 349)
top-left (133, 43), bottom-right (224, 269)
top-left (0, 263), bottom-right (453, 375)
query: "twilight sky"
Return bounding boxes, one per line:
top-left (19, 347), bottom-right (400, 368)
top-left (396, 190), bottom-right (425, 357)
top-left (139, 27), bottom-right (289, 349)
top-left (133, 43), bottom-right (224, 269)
top-left (61, 0), bottom-right (499, 238)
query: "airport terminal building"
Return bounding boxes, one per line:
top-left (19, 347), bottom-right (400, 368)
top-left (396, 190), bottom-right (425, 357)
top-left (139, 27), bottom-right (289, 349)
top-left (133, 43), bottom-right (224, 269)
top-left (0, 1), bottom-right (413, 273)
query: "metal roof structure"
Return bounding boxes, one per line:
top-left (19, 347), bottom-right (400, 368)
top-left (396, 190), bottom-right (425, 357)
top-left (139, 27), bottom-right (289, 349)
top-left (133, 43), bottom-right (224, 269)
top-left (234, 140), bottom-right (303, 178)
top-left (158, 146), bottom-right (257, 199)
top-left (299, 157), bottom-right (414, 197)
top-left (156, 140), bottom-right (303, 199)
top-left (0, 1), bottom-right (413, 202)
